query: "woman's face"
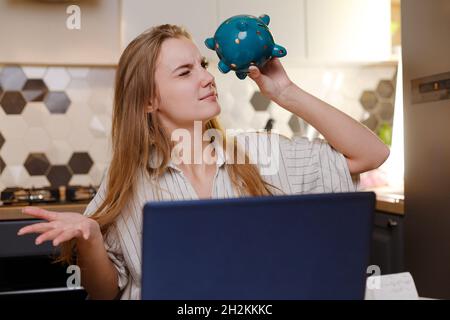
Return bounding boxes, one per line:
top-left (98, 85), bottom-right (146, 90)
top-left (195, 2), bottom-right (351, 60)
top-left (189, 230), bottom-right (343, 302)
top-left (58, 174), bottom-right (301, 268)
top-left (151, 37), bottom-right (220, 131)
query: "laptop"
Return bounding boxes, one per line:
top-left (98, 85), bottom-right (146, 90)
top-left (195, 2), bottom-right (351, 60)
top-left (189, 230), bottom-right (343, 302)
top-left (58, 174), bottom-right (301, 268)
top-left (141, 192), bottom-right (375, 300)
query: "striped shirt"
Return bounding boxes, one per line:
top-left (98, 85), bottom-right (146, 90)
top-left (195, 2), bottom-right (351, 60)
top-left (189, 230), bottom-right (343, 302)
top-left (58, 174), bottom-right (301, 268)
top-left (83, 132), bottom-right (359, 300)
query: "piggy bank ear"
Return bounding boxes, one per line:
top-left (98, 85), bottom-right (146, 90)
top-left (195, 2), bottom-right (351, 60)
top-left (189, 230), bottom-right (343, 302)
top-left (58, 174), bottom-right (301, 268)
top-left (205, 38), bottom-right (215, 50)
top-left (259, 14), bottom-right (270, 26)
top-left (272, 44), bottom-right (287, 58)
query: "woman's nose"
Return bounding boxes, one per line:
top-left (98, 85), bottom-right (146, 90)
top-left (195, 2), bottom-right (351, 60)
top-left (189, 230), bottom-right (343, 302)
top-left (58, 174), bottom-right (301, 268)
top-left (200, 69), bottom-right (215, 87)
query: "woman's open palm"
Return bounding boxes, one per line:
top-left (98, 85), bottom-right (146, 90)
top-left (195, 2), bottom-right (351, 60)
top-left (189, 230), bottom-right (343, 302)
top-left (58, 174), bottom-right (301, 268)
top-left (17, 207), bottom-right (101, 247)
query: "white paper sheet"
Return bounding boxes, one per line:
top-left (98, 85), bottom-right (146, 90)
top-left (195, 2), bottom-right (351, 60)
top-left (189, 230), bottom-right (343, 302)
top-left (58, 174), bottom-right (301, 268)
top-left (365, 272), bottom-right (419, 300)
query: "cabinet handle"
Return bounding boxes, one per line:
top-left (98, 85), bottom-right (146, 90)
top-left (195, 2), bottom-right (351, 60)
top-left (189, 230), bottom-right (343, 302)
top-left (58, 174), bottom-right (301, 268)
top-left (388, 219), bottom-right (398, 228)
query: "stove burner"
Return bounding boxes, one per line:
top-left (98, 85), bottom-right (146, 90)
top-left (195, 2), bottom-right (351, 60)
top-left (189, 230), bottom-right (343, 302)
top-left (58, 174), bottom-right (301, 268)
top-left (0, 185), bottom-right (97, 205)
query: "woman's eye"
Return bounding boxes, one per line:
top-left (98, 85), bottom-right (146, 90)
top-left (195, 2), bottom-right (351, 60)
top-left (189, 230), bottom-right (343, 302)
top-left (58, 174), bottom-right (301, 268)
top-left (202, 61), bottom-right (209, 69)
top-left (179, 70), bottom-right (190, 77)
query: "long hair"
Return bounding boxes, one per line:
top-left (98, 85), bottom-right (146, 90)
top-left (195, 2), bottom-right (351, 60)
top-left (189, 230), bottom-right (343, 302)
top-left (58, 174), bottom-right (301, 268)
top-left (59, 24), bottom-right (275, 264)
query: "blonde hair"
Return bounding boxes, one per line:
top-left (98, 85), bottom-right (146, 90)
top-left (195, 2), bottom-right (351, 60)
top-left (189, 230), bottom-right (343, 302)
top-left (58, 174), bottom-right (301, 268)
top-left (60, 24), bottom-right (275, 264)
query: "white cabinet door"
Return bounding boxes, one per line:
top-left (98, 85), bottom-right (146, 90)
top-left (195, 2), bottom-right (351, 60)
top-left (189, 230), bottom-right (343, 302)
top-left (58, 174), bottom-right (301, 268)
top-left (0, 0), bottom-right (120, 65)
top-left (306, 0), bottom-right (392, 63)
top-left (217, 0), bottom-right (307, 66)
top-left (121, 0), bottom-right (217, 60)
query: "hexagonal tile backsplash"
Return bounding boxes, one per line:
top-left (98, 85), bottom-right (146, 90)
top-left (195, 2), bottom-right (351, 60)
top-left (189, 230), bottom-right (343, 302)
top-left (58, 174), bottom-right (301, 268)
top-left (0, 63), bottom-right (397, 190)
top-left (0, 65), bottom-right (113, 189)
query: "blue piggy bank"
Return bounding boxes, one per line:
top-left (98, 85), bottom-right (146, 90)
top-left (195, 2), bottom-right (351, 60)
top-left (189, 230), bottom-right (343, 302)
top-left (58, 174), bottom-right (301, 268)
top-left (205, 14), bottom-right (287, 80)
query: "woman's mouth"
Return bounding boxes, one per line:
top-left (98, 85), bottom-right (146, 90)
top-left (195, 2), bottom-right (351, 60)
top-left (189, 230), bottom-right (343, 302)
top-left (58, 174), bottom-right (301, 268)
top-left (202, 95), bottom-right (217, 102)
top-left (200, 92), bottom-right (217, 101)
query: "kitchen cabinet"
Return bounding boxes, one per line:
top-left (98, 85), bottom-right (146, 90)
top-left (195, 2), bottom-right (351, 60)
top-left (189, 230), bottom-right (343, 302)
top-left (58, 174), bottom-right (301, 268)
top-left (370, 211), bottom-right (405, 275)
top-left (305, 0), bottom-right (392, 63)
top-left (217, 0), bottom-right (307, 66)
top-left (121, 0), bottom-right (218, 60)
top-left (0, 0), bottom-right (120, 65)
top-left (0, 219), bottom-right (87, 299)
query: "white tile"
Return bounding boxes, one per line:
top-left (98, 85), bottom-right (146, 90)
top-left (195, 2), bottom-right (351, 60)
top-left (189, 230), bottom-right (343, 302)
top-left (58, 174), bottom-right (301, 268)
top-left (0, 115), bottom-right (27, 139)
top-left (217, 113), bottom-right (234, 130)
top-left (1, 165), bottom-right (30, 187)
top-left (272, 121), bottom-right (293, 139)
top-left (44, 67), bottom-right (71, 91)
top-left (87, 68), bottom-right (115, 87)
top-left (43, 115), bottom-right (72, 139)
top-left (89, 114), bottom-right (111, 138)
top-left (25, 127), bottom-right (51, 152)
top-left (268, 103), bottom-right (292, 124)
top-left (0, 138), bottom-right (28, 165)
top-left (89, 164), bottom-right (108, 186)
top-left (69, 174), bottom-right (93, 186)
top-left (88, 138), bottom-right (111, 164)
top-left (67, 67), bottom-right (90, 79)
top-left (24, 176), bottom-right (51, 188)
top-left (46, 140), bottom-right (73, 164)
top-left (230, 102), bottom-right (255, 129)
top-left (217, 89), bottom-right (235, 107)
top-left (0, 181), bottom-right (6, 194)
top-left (66, 101), bottom-right (94, 129)
top-left (68, 127), bottom-right (94, 151)
top-left (22, 66), bottom-right (47, 79)
top-left (22, 102), bottom-right (49, 127)
top-left (249, 111), bottom-right (271, 131)
top-left (88, 87), bottom-right (114, 114)
top-left (66, 79), bottom-right (92, 104)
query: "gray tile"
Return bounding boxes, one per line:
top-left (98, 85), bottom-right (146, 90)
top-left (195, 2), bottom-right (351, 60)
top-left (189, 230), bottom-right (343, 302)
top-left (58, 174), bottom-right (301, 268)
top-left (44, 91), bottom-right (71, 114)
top-left (0, 66), bottom-right (27, 90)
top-left (288, 115), bottom-right (301, 133)
top-left (250, 91), bottom-right (271, 111)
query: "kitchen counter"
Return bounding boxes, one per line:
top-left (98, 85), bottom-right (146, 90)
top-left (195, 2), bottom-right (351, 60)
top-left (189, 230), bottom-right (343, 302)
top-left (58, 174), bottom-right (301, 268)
top-left (0, 189), bottom-right (404, 221)
top-left (0, 203), bottom-right (88, 221)
top-left (366, 186), bottom-right (404, 216)
top-left (374, 193), bottom-right (404, 215)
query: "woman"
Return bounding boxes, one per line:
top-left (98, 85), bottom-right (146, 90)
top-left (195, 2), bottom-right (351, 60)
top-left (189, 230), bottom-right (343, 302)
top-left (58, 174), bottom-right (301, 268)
top-left (17, 24), bottom-right (389, 299)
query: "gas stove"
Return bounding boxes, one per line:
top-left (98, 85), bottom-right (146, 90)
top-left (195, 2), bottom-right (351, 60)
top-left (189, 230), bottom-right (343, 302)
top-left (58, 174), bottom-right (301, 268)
top-left (0, 186), bottom-right (98, 206)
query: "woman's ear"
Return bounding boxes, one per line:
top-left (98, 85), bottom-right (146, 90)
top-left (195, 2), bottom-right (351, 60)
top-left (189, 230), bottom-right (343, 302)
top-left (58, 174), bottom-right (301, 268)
top-left (145, 103), bottom-right (157, 113)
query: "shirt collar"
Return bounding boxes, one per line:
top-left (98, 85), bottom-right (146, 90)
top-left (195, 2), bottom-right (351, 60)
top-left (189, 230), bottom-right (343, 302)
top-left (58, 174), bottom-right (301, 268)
top-left (165, 138), bottom-right (228, 173)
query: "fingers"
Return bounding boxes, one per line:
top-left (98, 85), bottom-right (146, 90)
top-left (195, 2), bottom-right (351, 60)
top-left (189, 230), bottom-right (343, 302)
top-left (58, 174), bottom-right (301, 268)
top-left (53, 229), bottom-right (81, 246)
top-left (35, 228), bottom-right (64, 245)
top-left (22, 207), bottom-right (58, 221)
top-left (248, 66), bottom-right (261, 79)
top-left (17, 222), bottom-right (54, 236)
top-left (81, 225), bottom-right (90, 241)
